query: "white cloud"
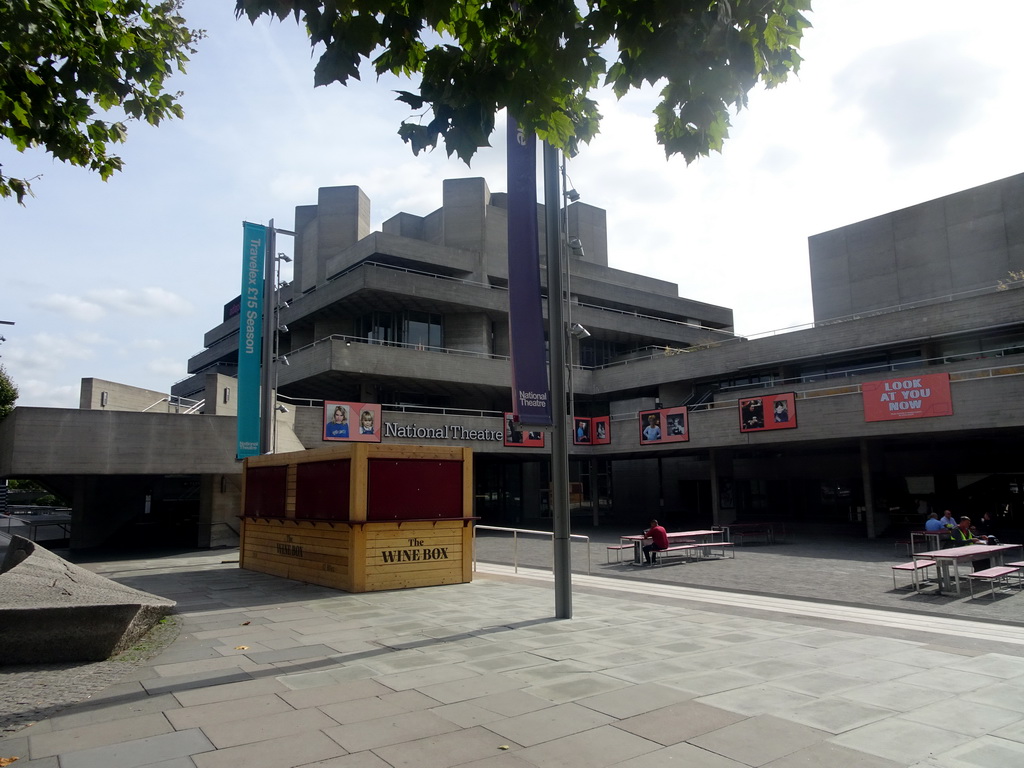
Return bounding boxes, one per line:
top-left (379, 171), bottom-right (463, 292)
top-left (833, 36), bottom-right (998, 166)
top-left (34, 295), bottom-right (106, 322)
top-left (87, 288), bottom-right (194, 317)
top-left (17, 380), bottom-right (80, 409)
top-left (146, 357), bottom-right (188, 379)
top-left (31, 288), bottom-right (192, 323)
top-left (4, 332), bottom-right (103, 375)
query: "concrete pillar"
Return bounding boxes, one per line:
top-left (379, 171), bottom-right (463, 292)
top-left (860, 438), bottom-right (878, 539)
top-left (710, 449), bottom-right (736, 527)
top-left (566, 202), bottom-right (608, 266)
top-left (199, 474), bottom-right (242, 549)
top-left (294, 187), bottom-right (371, 292)
top-left (442, 178), bottom-right (489, 253)
top-left (293, 204), bottom-right (319, 294)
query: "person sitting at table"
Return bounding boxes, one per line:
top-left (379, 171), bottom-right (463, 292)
top-left (938, 509), bottom-right (957, 529)
top-left (642, 519), bottom-right (669, 566)
top-left (924, 512), bottom-right (946, 532)
top-left (948, 516), bottom-right (983, 545)
top-left (950, 516), bottom-right (989, 570)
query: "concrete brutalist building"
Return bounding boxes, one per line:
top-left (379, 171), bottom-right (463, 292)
top-left (2, 173), bottom-right (1023, 549)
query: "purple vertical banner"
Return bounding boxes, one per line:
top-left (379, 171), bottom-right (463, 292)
top-left (506, 119), bottom-right (552, 426)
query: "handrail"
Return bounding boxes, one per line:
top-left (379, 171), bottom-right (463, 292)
top-left (473, 525), bottom-right (591, 575)
top-left (712, 348), bottom-right (1024, 396)
top-left (287, 333), bottom-right (512, 363)
top-left (328, 260), bottom-right (499, 292)
top-left (808, 279), bottom-right (1024, 329)
top-left (573, 299), bottom-right (735, 337)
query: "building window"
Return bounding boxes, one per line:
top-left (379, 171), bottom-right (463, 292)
top-left (404, 310), bottom-right (443, 350)
top-left (358, 311), bottom-right (443, 349)
top-left (579, 339), bottom-right (629, 367)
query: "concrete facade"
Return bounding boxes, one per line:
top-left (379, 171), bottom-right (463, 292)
top-left (809, 172), bottom-right (1024, 322)
top-left (3, 173), bottom-right (1024, 548)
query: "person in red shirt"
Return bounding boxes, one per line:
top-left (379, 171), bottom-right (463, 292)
top-left (643, 519), bottom-right (669, 565)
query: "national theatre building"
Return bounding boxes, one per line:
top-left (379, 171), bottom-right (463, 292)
top-left (2, 172), bottom-right (1023, 549)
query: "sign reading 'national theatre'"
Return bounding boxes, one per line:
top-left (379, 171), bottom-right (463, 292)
top-left (862, 373), bottom-right (953, 422)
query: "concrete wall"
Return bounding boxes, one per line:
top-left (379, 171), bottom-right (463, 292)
top-left (199, 473), bottom-right (242, 549)
top-left (294, 204), bottom-right (319, 294)
top-left (80, 379), bottom-right (170, 412)
top-left (810, 172), bottom-right (1024, 321)
top-left (201, 373), bottom-right (238, 416)
top-left (0, 408), bottom-right (239, 476)
top-left (444, 313), bottom-right (492, 356)
top-left (293, 187), bottom-right (371, 293)
top-left (442, 178), bottom-right (489, 256)
top-left (566, 202), bottom-right (609, 267)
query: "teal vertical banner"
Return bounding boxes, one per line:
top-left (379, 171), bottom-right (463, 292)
top-left (237, 222), bottom-right (267, 459)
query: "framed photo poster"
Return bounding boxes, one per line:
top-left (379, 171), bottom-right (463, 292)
top-left (504, 413), bottom-right (546, 447)
top-left (324, 401), bottom-right (383, 442)
top-left (738, 393), bottom-right (797, 433)
top-left (638, 407), bottom-right (689, 445)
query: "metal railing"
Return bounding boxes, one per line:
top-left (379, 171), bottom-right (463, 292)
top-left (473, 525), bottom-right (591, 575)
top-left (288, 333), bottom-right (511, 363)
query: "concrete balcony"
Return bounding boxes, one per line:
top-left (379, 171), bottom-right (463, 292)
top-left (571, 303), bottom-right (734, 348)
top-left (186, 332), bottom-right (241, 375)
top-left (277, 336), bottom-right (512, 401)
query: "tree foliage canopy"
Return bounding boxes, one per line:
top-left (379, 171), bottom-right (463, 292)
top-left (1, 0), bottom-right (202, 204)
top-left (0, 364), bottom-right (17, 419)
top-left (235, 0), bottom-right (810, 162)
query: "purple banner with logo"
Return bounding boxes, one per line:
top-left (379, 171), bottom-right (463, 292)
top-left (506, 119), bottom-right (552, 426)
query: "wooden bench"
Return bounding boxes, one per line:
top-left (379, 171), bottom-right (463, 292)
top-left (966, 565), bottom-right (1023, 599)
top-left (606, 544), bottom-right (633, 563)
top-left (891, 559), bottom-right (936, 593)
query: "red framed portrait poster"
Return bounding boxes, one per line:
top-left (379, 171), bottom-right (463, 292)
top-left (638, 407), bottom-right (689, 445)
top-left (862, 373), bottom-right (952, 422)
top-left (572, 416), bottom-right (612, 446)
top-left (738, 393), bottom-right (797, 433)
top-left (324, 401), bottom-right (383, 442)
top-left (504, 413), bottom-right (546, 447)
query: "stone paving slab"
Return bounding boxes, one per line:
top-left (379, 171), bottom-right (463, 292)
top-left (5, 547), bottom-right (1024, 768)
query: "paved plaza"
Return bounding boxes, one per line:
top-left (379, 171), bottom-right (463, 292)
top-left (4, 537), bottom-right (1024, 768)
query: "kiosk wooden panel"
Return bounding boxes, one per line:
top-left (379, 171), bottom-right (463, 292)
top-left (240, 444), bottom-right (473, 592)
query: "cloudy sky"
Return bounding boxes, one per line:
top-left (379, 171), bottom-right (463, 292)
top-left (3, 1), bottom-right (1022, 408)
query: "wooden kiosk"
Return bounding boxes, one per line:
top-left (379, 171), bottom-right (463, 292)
top-left (240, 444), bottom-right (474, 592)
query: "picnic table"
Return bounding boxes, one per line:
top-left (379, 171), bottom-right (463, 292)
top-left (909, 530), bottom-right (950, 554)
top-left (721, 522), bottom-right (781, 545)
top-left (620, 529), bottom-right (724, 565)
top-left (914, 542), bottom-right (1023, 595)
top-left (1, 513), bottom-right (73, 542)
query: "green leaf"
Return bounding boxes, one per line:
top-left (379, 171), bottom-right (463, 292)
top-left (2, 0), bottom-right (202, 203)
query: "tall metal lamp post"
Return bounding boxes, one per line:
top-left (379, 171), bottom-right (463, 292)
top-left (259, 220), bottom-right (294, 454)
top-left (543, 143), bottom-right (573, 618)
top-left (272, 254), bottom-right (291, 453)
